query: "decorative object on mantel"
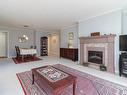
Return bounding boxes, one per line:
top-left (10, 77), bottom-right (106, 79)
top-left (100, 64), bottom-right (107, 71)
top-left (18, 35), bottom-right (28, 43)
top-left (91, 32), bottom-right (100, 36)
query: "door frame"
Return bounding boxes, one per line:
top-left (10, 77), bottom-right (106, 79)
top-left (0, 31), bottom-right (9, 58)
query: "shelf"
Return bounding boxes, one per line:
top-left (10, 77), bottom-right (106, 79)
top-left (120, 53), bottom-right (127, 77)
top-left (41, 37), bottom-right (48, 56)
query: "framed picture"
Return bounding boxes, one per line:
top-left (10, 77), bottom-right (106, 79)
top-left (18, 35), bottom-right (28, 43)
top-left (68, 32), bottom-right (74, 48)
top-left (68, 32), bottom-right (74, 40)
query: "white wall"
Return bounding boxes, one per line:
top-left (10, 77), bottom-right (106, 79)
top-left (9, 30), bottom-right (34, 57)
top-left (0, 26), bottom-right (60, 57)
top-left (36, 30), bottom-right (60, 56)
top-left (122, 6), bottom-right (127, 35)
top-left (60, 24), bottom-right (78, 48)
top-left (122, 12), bottom-right (127, 34)
top-left (78, 10), bottom-right (122, 74)
top-left (0, 26), bottom-right (35, 57)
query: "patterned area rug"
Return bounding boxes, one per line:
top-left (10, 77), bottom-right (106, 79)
top-left (13, 56), bottom-right (42, 64)
top-left (17, 64), bottom-right (127, 95)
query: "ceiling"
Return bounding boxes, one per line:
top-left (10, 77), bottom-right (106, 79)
top-left (0, 0), bottom-right (127, 31)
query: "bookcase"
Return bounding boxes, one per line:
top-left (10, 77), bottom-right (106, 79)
top-left (40, 37), bottom-right (48, 56)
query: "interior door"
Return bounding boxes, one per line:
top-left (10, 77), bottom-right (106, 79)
top-left (0, 32), bottom-right (7, 57)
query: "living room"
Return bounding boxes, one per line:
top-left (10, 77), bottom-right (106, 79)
top-left (0, 0), bottom-right (127, 95)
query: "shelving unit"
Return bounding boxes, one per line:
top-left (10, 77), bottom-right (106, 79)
top-left (40, 37), bottom-right (48, 56)
top-left (119, 53), bottom-right (127, 77)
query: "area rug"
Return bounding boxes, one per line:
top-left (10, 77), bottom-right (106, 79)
top-left (16, 64), bottom-right (127, 95)
top-left (13, 56), bottom-right (42, 64)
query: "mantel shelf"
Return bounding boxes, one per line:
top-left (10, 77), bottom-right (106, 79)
top-left (79, 34), bottom-right (116, 44)
top-left (79, 34), bottom-right (116, 39)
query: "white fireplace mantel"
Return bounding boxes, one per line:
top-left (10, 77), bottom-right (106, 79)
top-left (79, 35), bottom-right (116, 74)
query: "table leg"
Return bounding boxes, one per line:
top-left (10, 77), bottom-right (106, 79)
top-left (22, 55), bottom-right (24, 61)
top-left (73, 80), bottom-right (76, 95)
top-left (33, 54), bottom-right (35, 59)
top-left (32, 74), bottom-right (34, 84)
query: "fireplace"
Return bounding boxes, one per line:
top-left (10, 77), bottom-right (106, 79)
top-left (88, 51), bottom-right (103, 64)
top-left (79, 35), bottom-right (116, 74)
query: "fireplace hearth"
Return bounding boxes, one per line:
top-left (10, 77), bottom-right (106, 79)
top-left (88, 51), bottom-right (103, 64)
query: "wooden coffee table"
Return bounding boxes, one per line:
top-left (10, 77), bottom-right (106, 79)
top-left (32, 65), bottom-right (77, 95)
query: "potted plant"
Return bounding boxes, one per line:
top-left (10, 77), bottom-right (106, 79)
top-left (83, 62), bottom-right (89, 67)
top-left (100, 64), bottom-right (107, 71)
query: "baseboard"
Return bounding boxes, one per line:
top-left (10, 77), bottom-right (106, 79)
top-left (8, 56), bottom-right (16, 58)
top-left (0, 56), bottom-right (7, 58)
top-left (115, 70), bottom-right (119, 75)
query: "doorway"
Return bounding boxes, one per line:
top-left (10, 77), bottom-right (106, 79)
top-left (48, 33), bottom-right (60, 57)
top-left (0, 32), bottom-right (7, 58)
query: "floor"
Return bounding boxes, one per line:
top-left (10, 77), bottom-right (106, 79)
top-left (0, 56), bottom-right (127, 95)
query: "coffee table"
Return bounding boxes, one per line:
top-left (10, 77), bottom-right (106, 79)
top-left (32, 65), bottom-right (77, 95)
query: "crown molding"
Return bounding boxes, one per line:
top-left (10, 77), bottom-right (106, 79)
top-left (60, 23), bottom-right (78, 31)
top-left (78, 8), bottom-right (122, 23)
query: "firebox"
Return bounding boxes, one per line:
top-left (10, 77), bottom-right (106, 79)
top-left (88, 51), bottom-right (103, 64)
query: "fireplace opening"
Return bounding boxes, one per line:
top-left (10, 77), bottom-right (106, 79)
top-left (88, 51), bottom-right (103, 64)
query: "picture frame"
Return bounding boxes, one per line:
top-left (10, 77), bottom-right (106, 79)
top-left (68, 32), bottom-right (74, 40)
top-left (18, 35), bottom-right (28, 43)
top-left (68, 32), bottom-right (74, 48)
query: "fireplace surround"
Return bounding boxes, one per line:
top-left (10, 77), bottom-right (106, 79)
top-left (79, 35), bottom-right (116, 74)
